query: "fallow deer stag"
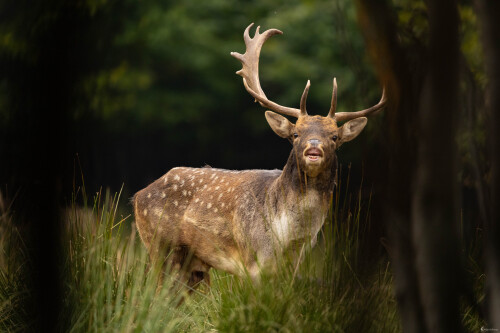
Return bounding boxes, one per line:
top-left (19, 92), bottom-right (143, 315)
top-left (134, 23), bottom-right (386, 289)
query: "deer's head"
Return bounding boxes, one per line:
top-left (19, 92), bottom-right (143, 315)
top-left (231, 24), bottom-right (386, 178)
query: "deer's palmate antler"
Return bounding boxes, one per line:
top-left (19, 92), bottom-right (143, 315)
top-left (231, 23), bottom-right (386, 121)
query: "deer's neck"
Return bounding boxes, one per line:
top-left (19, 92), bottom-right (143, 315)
top-left (265, 150), bottom-right (336, 248)
top-left (277, 149), bottom-right (337, 196)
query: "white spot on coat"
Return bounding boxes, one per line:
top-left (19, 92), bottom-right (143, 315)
top-left (174, 175), bottom-right (180, 181)
top-left (143, 209), bottom-right (148, 216)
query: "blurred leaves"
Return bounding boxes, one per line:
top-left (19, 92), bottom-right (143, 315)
top-left (0, 0), bottom-right (487, 193)
top-left (76, 0), bottom-right (381, 127)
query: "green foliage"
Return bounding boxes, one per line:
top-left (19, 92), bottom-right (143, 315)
top-left (67, 0), bottom-right (381, 128)
top-left (0, 0), bottom-right (487, 193)
top-left (459, 5), bottom-right (485, 87)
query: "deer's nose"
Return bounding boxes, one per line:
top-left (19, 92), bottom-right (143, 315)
top-left (308, 139), bottom-right (321, 147)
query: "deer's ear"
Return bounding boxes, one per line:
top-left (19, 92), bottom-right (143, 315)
top-left (265, 111), bottom-right (295, 139)
top-left (339, 117), bottom-right (367, 144)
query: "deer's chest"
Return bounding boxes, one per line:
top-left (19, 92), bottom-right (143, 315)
top-left (271, 191), bottom-right (328, 247)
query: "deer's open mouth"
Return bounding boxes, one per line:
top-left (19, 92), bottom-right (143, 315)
top-left (304, 147), bottom-right (323, 162)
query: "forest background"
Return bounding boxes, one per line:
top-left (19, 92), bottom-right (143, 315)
top-left (0, 0), bottom-right (497, 331)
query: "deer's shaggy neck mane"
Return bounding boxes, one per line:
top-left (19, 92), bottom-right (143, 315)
top-left (277, 149), bottom-right (338, 196)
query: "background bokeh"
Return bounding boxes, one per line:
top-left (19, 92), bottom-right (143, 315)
top-left (0, 0), bottom-right (393, 198)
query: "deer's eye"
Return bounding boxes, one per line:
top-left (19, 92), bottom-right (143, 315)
top-left (293, 133), bottom-right (299, 139)
top-left (332, 135), bottom-right (338, 141)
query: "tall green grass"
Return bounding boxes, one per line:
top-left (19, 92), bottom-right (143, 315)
top-left (59, 174), bottom-right (401, 332)
top-left (0, 191), bottom-right (33, 332)
top-left (60, 188), bottom-right (211, 332)
top-left (0, 173), bottom-right (485, 332)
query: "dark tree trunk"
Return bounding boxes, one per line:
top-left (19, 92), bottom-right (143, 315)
top-left (0, 1), bottom-right (88, 330)
top-left (355, 1), bottom-right (425, 332)
top-left (355, 0), bottom-right (464, 331)
top-left (476, 0), bottom-right (500, 327)
top-left (412, 0), bottom-right (463, 331)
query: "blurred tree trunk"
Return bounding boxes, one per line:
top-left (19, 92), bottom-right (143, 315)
top-left (476, 0), bottom-right (500, 327)
top-left (355, 0), bottom-right (464, 331)
top-left (412, 0), bottom-right (462, 331)
top-left (0, 1), bottom-right (88, 330)
top-left (355, 1), bottom-right (425, 331)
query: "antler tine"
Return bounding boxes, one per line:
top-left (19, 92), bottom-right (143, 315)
top-left (333, 87), bottom-right (387, 122)
top-left (327, 78), bottom-right (338, 118)
top-left (231, 23), bottom-right (305, 118)
top-left (300, 80), bottom-right (310, 116)
top-left (243, 23), bottom-right (253, 44)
